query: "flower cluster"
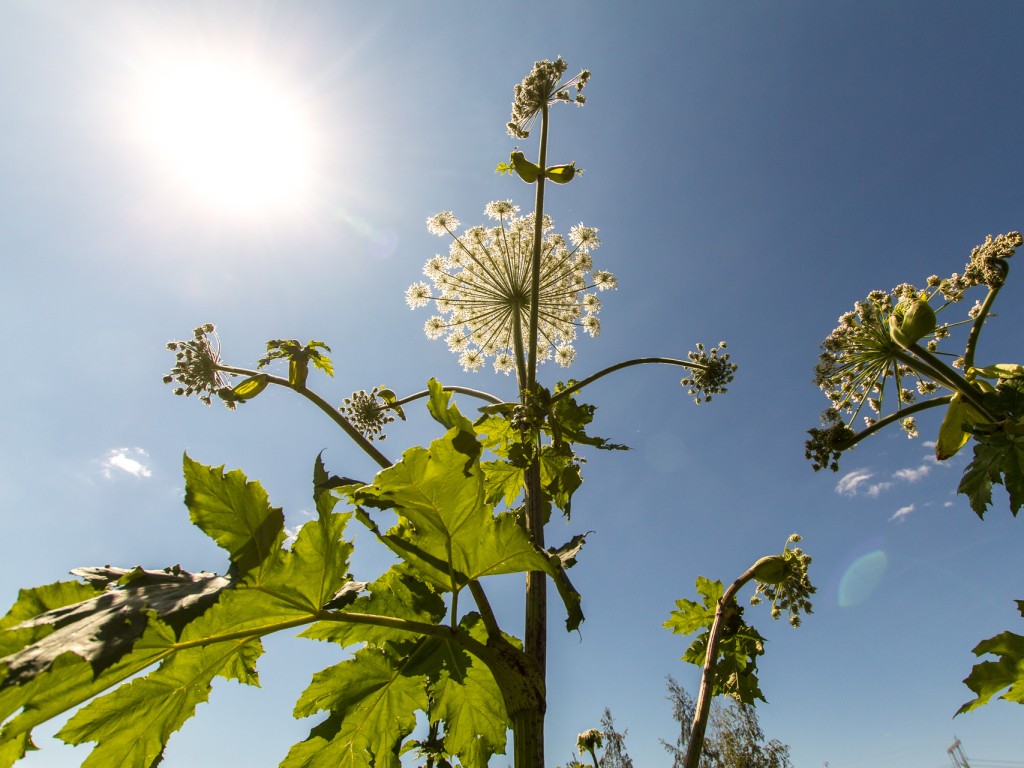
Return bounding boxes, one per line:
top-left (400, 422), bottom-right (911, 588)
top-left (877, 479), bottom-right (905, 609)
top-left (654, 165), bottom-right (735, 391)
top-left (679, 342), bottom-right (737, 403)
top-left (963, 230), bottom-right (1021, 289)
top-left (339, 387), bottom-right (396, 441)
top-left (804, 408), bottom-right (856, 472)
top-left (507, 58), bottom-right (590, 139)
top-left (810, 232), bottom-right (1020, 470)
top-left (164, 324), bottom-right (233, 408)
top-left (813, 285), bottom-right (949, 432)
top-left (749, 534), bottom-right (815, 628)
top-left (407, 202), bottom-right (615, 375)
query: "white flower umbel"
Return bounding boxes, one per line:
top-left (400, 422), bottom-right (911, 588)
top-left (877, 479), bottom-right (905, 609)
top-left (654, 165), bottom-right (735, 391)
top-left (408, 202), bottom-right (614, 374)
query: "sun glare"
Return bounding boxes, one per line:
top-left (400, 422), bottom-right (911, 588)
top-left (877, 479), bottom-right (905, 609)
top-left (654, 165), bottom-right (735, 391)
top-left (136, 55), bottom-right (316, 217)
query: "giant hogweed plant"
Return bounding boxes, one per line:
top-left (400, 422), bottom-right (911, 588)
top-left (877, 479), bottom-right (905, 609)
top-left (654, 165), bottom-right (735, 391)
top-left (0, 59), bottom-right (811, 768)
top-left (805, 230), bottom-right (1024, 714)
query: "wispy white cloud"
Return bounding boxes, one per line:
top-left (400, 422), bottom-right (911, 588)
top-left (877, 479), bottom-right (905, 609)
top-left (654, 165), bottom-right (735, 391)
top-left (865, 481), bottom-right (892, 497)
top-left (102, 447), bottom-right (152, 479)
top-left (893, 465), bottom-right (930, 483)
top-left (889, 503), bottom-right (915, 522)
top-left (836, 469), bottom-right (894, 497)
top-left (836, 469), bottom-right (874, 496)
top-left (838, 462), bottom-right (936, 498)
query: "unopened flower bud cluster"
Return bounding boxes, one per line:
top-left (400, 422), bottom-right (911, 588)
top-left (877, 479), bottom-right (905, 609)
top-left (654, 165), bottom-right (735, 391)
top-left (163, 324), bottom-right (234, 408)
top-left (749, 534), bottom-right (815, 628)
top-left (679, 342), bottom-right (737, 403)
top-left (339, 387), bottom-right (396, 441)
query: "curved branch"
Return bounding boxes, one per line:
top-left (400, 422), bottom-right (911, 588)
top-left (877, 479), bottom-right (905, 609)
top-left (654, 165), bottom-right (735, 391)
top-left (216, 365), bottom-right (392, 469)
top-left (390, 385), bottom-right (507, 410)
top-left (551, 357), bottom-right (706, 403)
top-left (685, 565), bottom-right (758, 768)
top-left (837, 395), bottom-right (954, 451)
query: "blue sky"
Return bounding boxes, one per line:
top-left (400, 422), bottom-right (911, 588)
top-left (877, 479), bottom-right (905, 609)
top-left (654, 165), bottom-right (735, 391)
top-left (2, 2), bottom-right (1024, 766)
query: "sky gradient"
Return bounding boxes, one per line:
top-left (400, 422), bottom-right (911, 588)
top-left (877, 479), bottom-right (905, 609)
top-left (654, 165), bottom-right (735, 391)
top-left (2, 2), bottom-right (1024, 766)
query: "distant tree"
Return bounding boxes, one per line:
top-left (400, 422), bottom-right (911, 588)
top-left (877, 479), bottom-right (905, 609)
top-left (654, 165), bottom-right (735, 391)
top-left (662, 677), bottom-right (791, 768)
top-left (598, 708), bottom-right (634, 768)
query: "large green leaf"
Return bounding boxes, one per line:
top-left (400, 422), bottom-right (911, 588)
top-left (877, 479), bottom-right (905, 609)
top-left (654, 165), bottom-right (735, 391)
top-left (353, 432), bottom-right (553, 591)
top-left (958, 601), bottom-right (1024, 714)
top-left (300, 568), bottom-right (446, 648)
top-left (665, 578), bottom-right (767, 704)
top-left (183, 455), bottom-right (286, 581)
top-left (0, 456), bottom-right (364, 766)
top-left (0, 566), bottom-right (227, 687)
top-left (285, 645), bottom-right (428, 768)
top-left (958, 431), bottom-right (1024, 517)
top-left (0, 620), bottom-right (178, 767)
top-left (426, 615), bottom-right (509, 768)
top-left (56, 637), bottom-right (262, 768)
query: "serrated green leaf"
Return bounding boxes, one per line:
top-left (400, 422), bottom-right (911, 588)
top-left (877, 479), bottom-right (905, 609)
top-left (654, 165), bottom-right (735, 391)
top-left (285, 646), bottom-right (427, 768)
top-left (353, 434), bottom-right (551, 591)
top-left (353, 428), bottom-right (583, 629)
top-left (539, 444), bottom-right (582, 515)
top-left (427, 615), bottom-right (508, 768)
top-left (481, 459), bottom-right (525, 507)
top-left (0, 731), bottom-right (34, 768)
top-left (0, 580), bottom-right (101, 658)
top-left (958, 431), bottom-right (1024, 517)
top-left (474, 412), bottom-right (519, 458)
top-left (56, 636), bottom-right (261, 768)
top-left (425, 379), bottom-right (477, 439)
top-left (0, 619), bottom-right (178, 760)
top-left (0, 567), bottom-right (228, 688)
top-left (300, 569), bottom-right (446, 648)
top-left (664, 577), bottom-right (724, 637)
top-left (260, 459), bottom-right (354, 610)
top-left (549, 389), bottom-right (628, 451)
top-left (183, 455), bottom-right (286, 581)
top-left (958, 630), bottom-right (1024, 714)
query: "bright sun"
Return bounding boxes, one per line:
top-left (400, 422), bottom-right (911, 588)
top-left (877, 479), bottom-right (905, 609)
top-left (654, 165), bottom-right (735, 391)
top-left (136, 55), bottom-right (316, 217)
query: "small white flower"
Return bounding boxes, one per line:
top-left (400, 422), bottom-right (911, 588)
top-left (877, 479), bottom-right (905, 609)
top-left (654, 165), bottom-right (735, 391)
top-left (554, 344), bottom-right (576, 367)
top-left (426, 211), bottom-right (459, 236)
top-left (493, 353), bottom-right (515, 374)
top-left (593, 271), bottom-right (617, 291)
top-left (459, 348), bottom-right (485, 372)
top-left (424, 316), bottom-right (446, 339)
top-left (485, 200), bottom-right (518, 220)
top-left (569, 224), bottom-right (600, 252)
top-left (405, 282), bottom-right (431, 308)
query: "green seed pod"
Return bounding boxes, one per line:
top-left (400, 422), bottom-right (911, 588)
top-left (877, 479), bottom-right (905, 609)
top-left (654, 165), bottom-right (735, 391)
top-left (935, 393), bottom-right (971, 460)
top-left (289, 356), bottom-right (309, 389)
top-left (510, 151), bottom-right (541, 183)
top-left (545, 162), bottom-right (576, 184)
top-left (218, 374), bottom-right (270, 403)
top-left (888, 298), bottom-right (936, 349)
top-left (971, 363), bottom-right (1024, 380)
top-left (752, 554), bottom-right (787, 585)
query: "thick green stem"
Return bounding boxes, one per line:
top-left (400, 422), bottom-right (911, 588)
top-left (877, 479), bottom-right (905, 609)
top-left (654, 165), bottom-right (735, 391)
top-left (903, 344), bottom-right (998, 421)
top-left (526, 103), bottom-right (549, 388)
top-left (520, 102), bottom-right (550, 768)
top-left (685, 565), bottom-right (758, 768)
top-left (964, 283), bottom-right (1002, 371)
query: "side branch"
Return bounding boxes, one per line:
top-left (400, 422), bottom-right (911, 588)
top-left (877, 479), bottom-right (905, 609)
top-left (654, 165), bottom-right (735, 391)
top-left (551, 357), bottom-right (706, 402)
top-left (217, 365), bottom-right (393, 469)
top-left (390, 385), bottom-right (506, 410)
